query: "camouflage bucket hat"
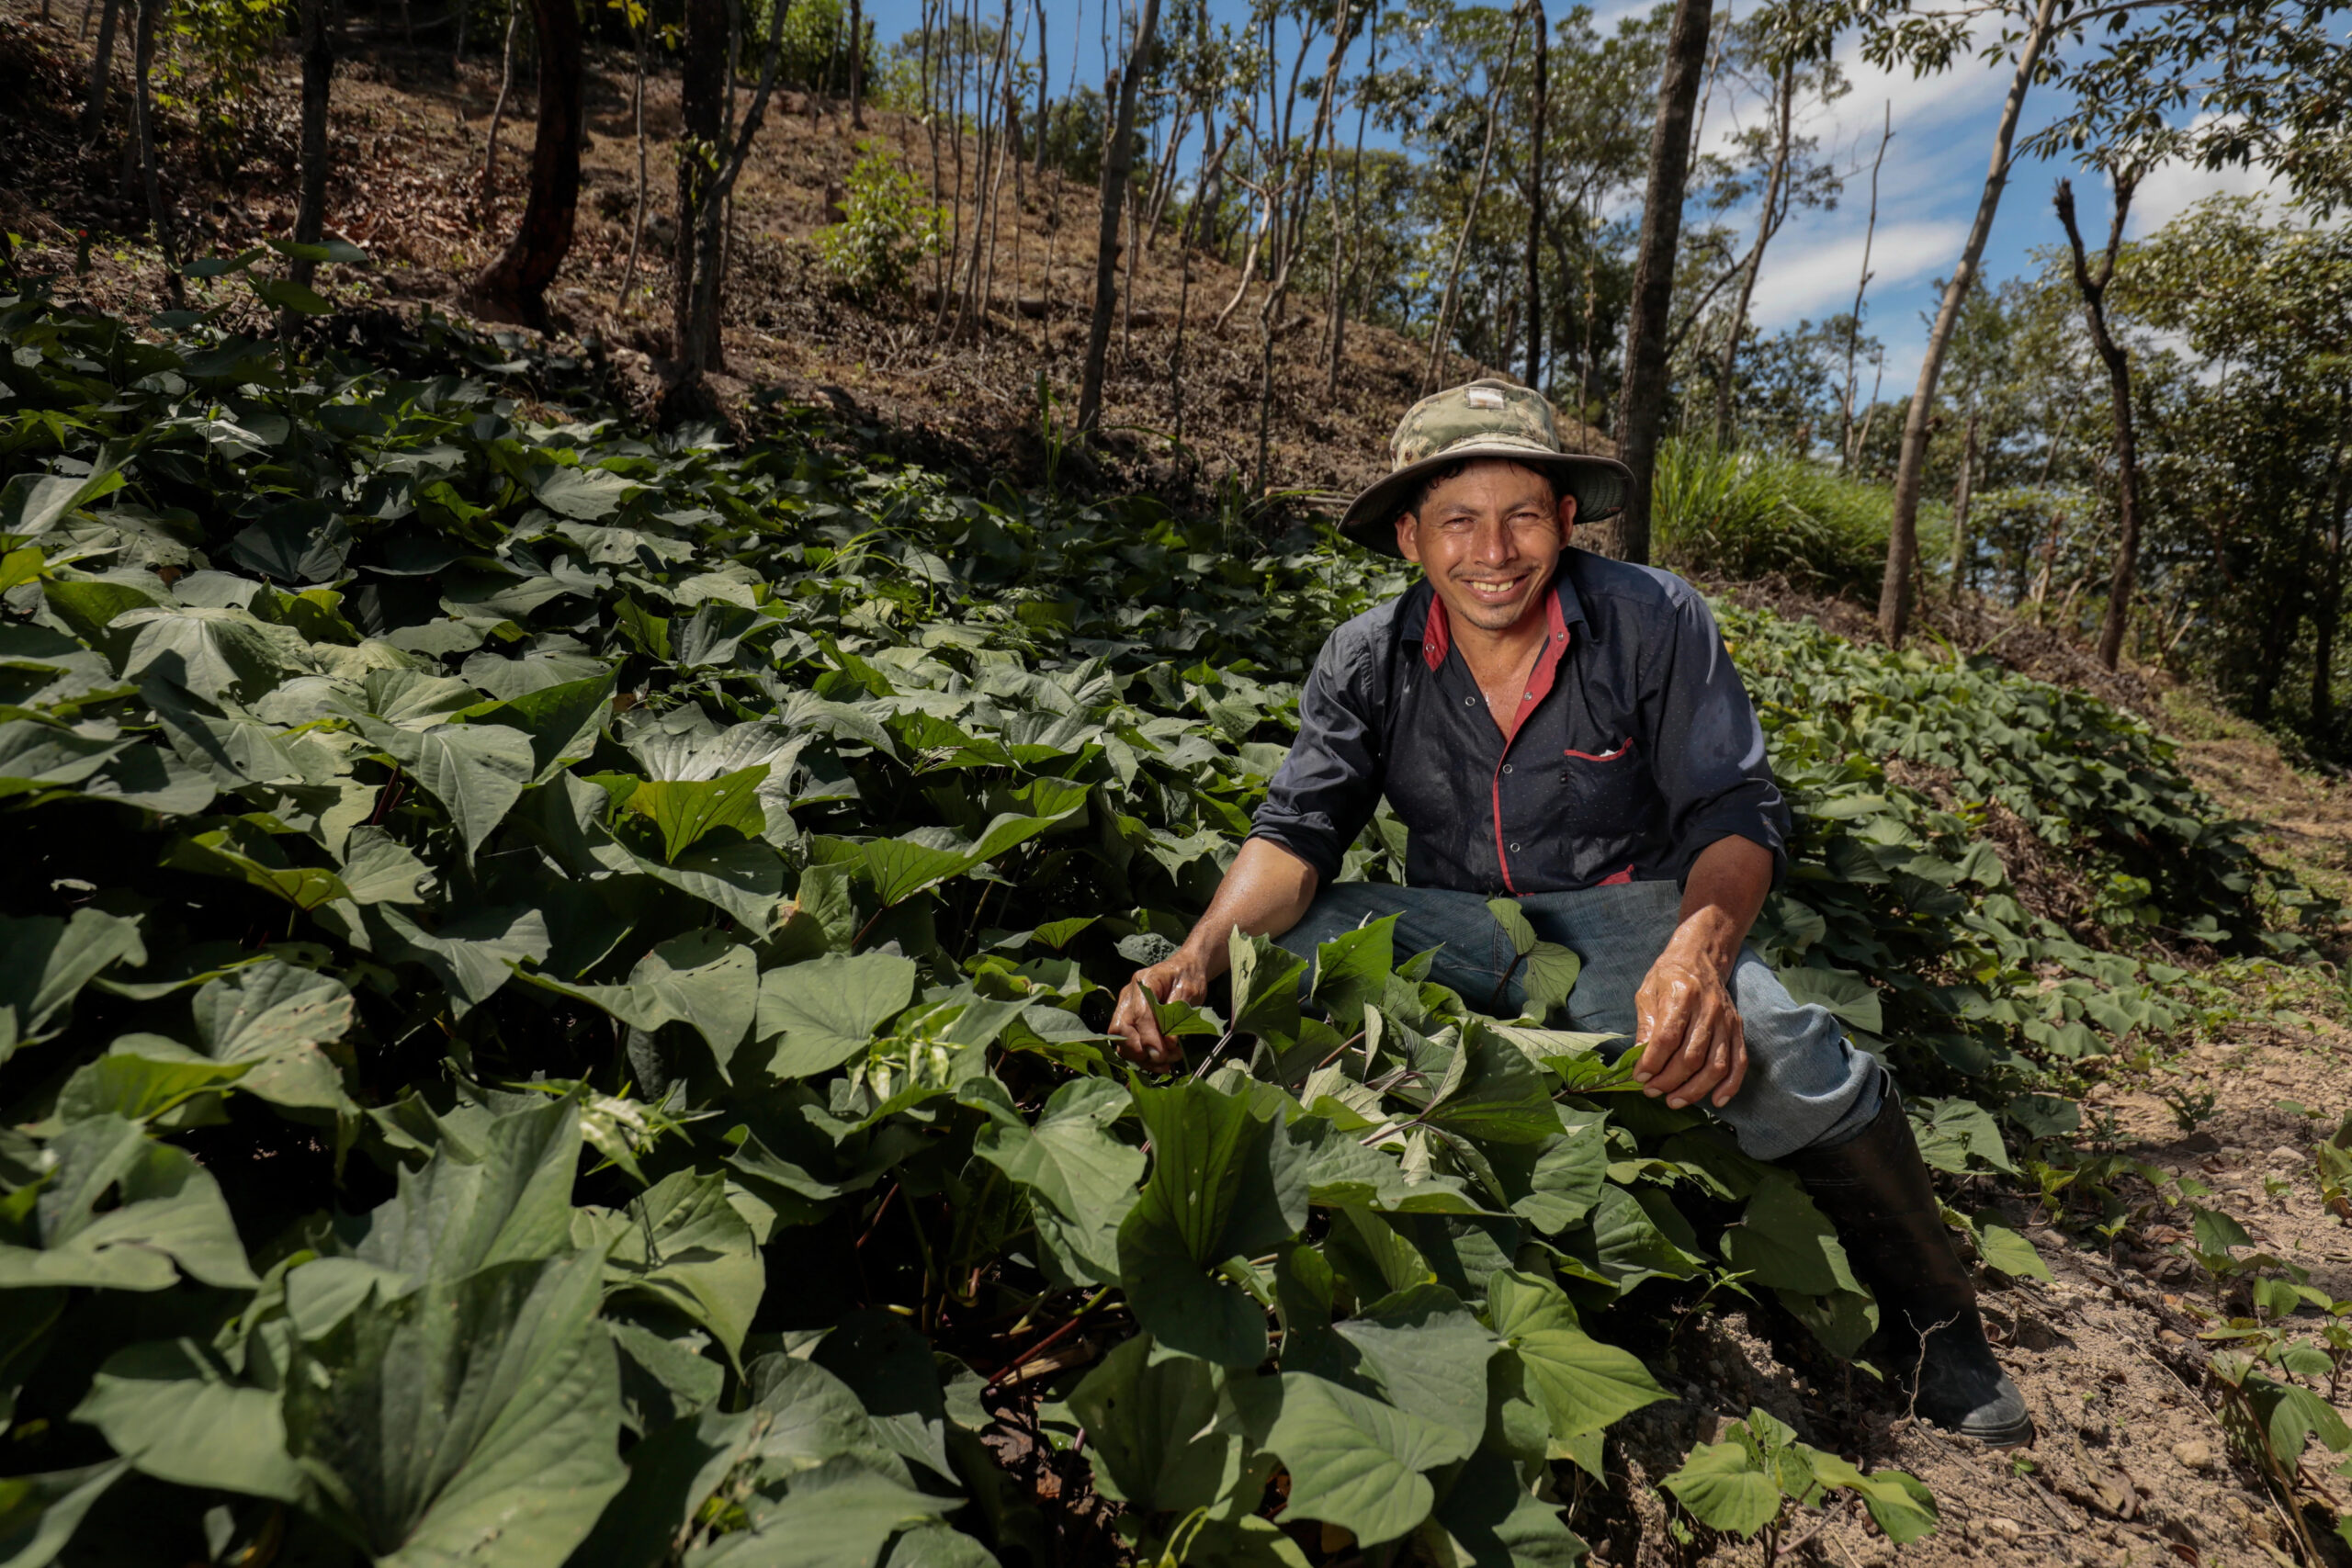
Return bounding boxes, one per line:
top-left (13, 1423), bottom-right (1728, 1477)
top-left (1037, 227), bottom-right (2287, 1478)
top-left (1340, 378), bottom-right (1632, 556)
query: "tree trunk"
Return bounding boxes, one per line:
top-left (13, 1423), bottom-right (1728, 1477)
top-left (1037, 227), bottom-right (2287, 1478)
top-left (470, 0), bottom-right (581, 330)
top-left (1840, 102), bottom-right (1891, 471)
top-left (2316, 410), bottom-right (2352, 734)
top-left (615, 1), bottom-right (651, 310)
top-left (1074, 0), bottom-right (1160, 434)
top-left (288, 0), bottom-right (335, 291)
top-left (128, 0), bottom-right (180, 306)
top-left (481, 0), bottom-right (522, 217)
top-left (1611, 0), bottom-right (1713, 564)
top-left (1876, 0), bottom-right (2061, 642)
top-left (2053, 170), bottom-right (2143, 672)
top-left (848, 0), bottom-right (864, 127)
top-left (1523, 0), bottom-right (1545, 392)
top-left (83, 0), bottom-right (120, 140)
top-left (1711, 58), bottom-right (1792, 450)
top-left (1031, 0), bottom-right (1049, 179)
top-left (1948, 406), bottom-right (1978, 596)
top-left (666, 0), bottom-right (792, 411)
top-left (673, 0), bottom-right (727, 366)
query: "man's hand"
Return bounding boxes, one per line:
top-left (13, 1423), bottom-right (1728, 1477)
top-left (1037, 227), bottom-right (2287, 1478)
top-left (1110, 950), bottom-right (1215, 1070)
top-left (1631, 926), bottom-right (1748, 1111)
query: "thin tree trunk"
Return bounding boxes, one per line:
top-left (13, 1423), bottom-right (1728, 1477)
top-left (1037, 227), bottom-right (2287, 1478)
top-left (1948, 405), bottom-right (1978, 596)
top-left (1711, 58), bottom-right (1792, 449)
top-left (1032, 0), bottom-right (1050, 178)
top-left (471, 0), bottom-right (580, 330)
top-left (1523, 0), bottom-right (1545, 392)
top-left (1075, 0), bottom-right (1162, 433)
top-left (2314, 408), bottom-right (2351, 733)
top-left (671, 0), bottom-right (792, 400)
top-left (481, 0), bottom-right (522, 217)
top-left (2055, 169), bottom-right (2144, 672)
top-left (1423, 5), bottom-right (1523, 393)
top-left (288, 0), bottom-right (335, 292)
top-left (453, 0), bottom-right (468, 68)
top-left (616, 6), bottom-right (651, 310)
top-left (1840, 101), bottom-right (1891, 471)
top-left (1877, 0), bottom-right (2062, 642)
top-left (128, 0), bottom-right (179, 306)
top-left (848, 0), bottom-right (864, 126)
top-left (1611, 0), bottom-right (1713, 564)
top-left (83, 0), bottom-right (120, 140)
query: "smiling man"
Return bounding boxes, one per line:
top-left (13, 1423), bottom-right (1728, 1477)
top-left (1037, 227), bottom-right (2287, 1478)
top-left (1108, 377), bottom-right (2031, 1445)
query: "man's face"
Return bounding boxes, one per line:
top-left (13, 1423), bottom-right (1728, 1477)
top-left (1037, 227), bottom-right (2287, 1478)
top-left (1395, 460), bottom-right (1577, 636)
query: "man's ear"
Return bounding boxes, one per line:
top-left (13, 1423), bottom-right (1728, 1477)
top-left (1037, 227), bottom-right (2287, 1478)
top-left (1557, 491), bottom-right (1579, 541)
top-left (1395, 512), bottom-right (1422, 563)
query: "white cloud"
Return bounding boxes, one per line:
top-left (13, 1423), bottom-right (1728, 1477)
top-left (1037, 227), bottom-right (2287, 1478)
top-left (2127, 150), bottom-right (2287, 236)
top-left (1745, 219), bottom-right (1972, 327)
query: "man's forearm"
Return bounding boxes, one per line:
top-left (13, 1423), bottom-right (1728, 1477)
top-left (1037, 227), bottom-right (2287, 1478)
top-left (1670, 833), bottom-right (1775, 978)
top-left (1175, 838), bottom-right (1321, 977)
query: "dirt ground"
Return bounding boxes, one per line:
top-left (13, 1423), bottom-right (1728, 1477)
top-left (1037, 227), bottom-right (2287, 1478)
top-left (0, 0), bottom-right (1607, 505)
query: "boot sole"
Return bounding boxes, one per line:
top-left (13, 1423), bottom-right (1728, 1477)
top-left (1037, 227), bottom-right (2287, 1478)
top-left (1957, 1411), bottom-right (2036, 1448)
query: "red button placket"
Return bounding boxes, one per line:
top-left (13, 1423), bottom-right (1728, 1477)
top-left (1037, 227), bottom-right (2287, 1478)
top-left (1489, 594), bottom-right (1571, 896)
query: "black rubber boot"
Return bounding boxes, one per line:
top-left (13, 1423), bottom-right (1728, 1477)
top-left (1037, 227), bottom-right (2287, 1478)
top-left (1781, 1085), bottom-right (2036, 1446)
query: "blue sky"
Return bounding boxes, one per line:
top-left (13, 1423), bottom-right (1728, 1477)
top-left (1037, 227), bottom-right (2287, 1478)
top-left (858, 0), bottom-right (2283, 398)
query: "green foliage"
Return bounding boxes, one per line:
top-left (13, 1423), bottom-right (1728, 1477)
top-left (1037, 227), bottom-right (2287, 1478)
top-left (816, 141), bottom-right (945, 302)
top-left (160, 0), bottom-right (288, 177)
top-left (1651, 438), bottom-right (1939, 601)
top-left (0, 281), bottom-right (2327, 1561)
top-left (1663, 1407), bottom-right (1937, 1551)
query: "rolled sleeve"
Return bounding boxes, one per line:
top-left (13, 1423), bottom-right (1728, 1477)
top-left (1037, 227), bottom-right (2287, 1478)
top-left (1250, 633), bottom-right (1384, 886)
top-left (1644, 585), bottom-right (1790, 885)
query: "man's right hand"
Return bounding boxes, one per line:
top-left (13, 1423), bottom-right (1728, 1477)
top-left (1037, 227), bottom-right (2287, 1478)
top-left (1110, 951), bottom-right (1214, 1070)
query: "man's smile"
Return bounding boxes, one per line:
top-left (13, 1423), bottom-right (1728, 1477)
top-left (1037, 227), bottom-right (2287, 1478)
top-left (1453, 565), bottom-right (1542, 612)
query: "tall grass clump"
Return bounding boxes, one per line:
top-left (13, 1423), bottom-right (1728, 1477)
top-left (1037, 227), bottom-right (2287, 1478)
top-left (1652, 438), bottom-right (1944, 600)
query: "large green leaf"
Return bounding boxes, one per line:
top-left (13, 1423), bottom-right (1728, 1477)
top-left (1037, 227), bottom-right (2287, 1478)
top-left (1718, 1177), bottom-right (1860, 1296)
top-left (287, 1251), bottom-right (627, 1568)
top-left (1116, 1079), bottom-right (1309, 1367)
top-left (1257, 1373), bottom-right (1457, 1547)
top-left (372, 719), bottom-right (538, 861)
top-left (967, 1077), bottom-right (1144, 1288)
top-left (1330, 1284), bottom-right (1496, 1462)
top-left (759, 953), bottom-right (918, 1079)
top-left (113, 605), bottom-right (313, 701)
top-left (71, 1337), bottom-right (304, 1501)
top-left (627, 767), bottom-right (769, 862)
top-left (187, 959), bottom-right (356, 1112)
top-left (525, 931), bottom-right (760, 1072)
top-left (1484, 1269), bottom-right (1666, 1448)
top-left (1067, 1335), bottom-right (1238, 1516)
top-left (354, 1095), bottom-right (583, 1287)
top-left (1661, 1438), bottom-right (1781, 1539)
top-left (1808, 1453), bottom-right (1939, 1544)
top-left (595, 1169), bottom-right (763, 1361)
top-left (1422, 1022), bottom-right (1560, 1145)
top-left (0, 1116), bottom-right (256, 1291)
top-left (0, 1459), bottom-right (131, 1568)
top-left (691, 1457), bottom-right (956, 1568)
top-left (0, 909), bottom-right (146, 1055)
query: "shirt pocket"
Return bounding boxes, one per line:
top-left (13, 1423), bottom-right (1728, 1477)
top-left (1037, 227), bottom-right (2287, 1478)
top-left (1561, 736), bottom-right (1649, 839)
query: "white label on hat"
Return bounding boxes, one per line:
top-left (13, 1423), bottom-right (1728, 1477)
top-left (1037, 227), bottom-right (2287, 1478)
top-left (1464, 386), bottom-right (1506, 409)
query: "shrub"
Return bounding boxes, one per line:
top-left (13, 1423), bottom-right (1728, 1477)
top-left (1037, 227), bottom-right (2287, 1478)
top-left (1652, 438), bottom-right (1946, 601)
top-left (815, 139), bottom-right (944, 301)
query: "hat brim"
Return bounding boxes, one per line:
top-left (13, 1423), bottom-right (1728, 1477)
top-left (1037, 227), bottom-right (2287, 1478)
top-left (1338, 444), bottom-right (1633, 557)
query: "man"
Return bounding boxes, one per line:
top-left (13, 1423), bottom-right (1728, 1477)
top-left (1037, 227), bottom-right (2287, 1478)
top-left (1108, 378), bottom-right (2031, 1446)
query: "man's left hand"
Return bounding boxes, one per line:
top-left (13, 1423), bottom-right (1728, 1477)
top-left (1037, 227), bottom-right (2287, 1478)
top-left (1631, 937), bottom-right (1748, 1111)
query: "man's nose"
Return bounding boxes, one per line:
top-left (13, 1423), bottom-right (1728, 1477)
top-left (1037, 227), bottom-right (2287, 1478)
top-left (1472, 517), bottom-right (1516, 563)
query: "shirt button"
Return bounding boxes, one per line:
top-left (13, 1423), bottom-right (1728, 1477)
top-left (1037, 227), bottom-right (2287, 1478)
top-left (1502, 763), bottom-right (1512, 773)
top-left (1464, 696), bottom-right (1476, 706)
top-left (1510, 842), bottom-right (1521, 852)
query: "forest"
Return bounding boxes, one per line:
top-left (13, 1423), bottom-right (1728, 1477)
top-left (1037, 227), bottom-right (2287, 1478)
top-left (3, 0), bottom-right (2352, 1563)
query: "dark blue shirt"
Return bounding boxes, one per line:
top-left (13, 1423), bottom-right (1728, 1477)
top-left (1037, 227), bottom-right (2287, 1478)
top-left (1250, 548), bottom-right (1788, 896)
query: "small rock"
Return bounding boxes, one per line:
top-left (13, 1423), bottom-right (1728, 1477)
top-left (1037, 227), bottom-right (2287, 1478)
top-left (2160, 1329), bottom-right (2189, 1347)
top-left (2270, 1145), bottom-right (2304, 1163)
top-left (2173, 1438), bottom-right (2214, 1471)
top-left (1984, 1517), bottom-right (2025, 1542)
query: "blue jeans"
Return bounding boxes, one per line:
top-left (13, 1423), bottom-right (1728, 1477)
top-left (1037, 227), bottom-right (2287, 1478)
top-left (1275, 879), bottom-right (1883, 1161)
